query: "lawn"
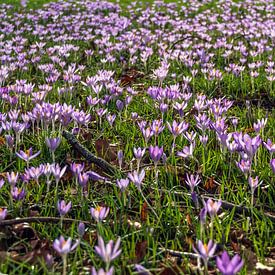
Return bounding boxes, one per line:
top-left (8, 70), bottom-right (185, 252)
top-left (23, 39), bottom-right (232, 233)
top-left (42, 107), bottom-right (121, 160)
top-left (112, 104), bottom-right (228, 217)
top-left (0, 0), bottom-right (274, 274)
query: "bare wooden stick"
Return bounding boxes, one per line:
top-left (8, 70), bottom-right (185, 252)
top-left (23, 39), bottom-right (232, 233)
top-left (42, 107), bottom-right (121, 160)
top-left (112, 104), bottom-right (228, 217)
top-left (0, 216), bottom-right (93, 226)
top-left (158, 248), bottom-right (198, 258)
top-left (62, 130), bottom-right (118, 176)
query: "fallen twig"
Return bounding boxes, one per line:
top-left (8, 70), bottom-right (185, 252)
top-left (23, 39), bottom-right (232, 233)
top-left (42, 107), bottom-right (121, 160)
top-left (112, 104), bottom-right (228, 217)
top-left (158, 248), bottom-right (198, 258)
top-left (0, 216), bottom-right (93, 226)
top-left (62, 130), bottom-right (118, 177)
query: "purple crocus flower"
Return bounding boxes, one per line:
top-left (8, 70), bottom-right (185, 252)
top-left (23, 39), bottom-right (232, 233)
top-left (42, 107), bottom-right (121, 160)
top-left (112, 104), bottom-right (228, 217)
top-left (77, 172), bottom-right (90, 187)
top-left (51, 164), bottom-right (67, 183)
top-left (116, 178), bottom-right (129, 192)
top-left (236, 159), bottom-right (251, 175)
top-left (167, 120), bottom-right (188, 137)
top-left (185, 174), bottom-right (201, 192)
top-left (46, 137), bottom-right (61, 152)
top-left (0, 208), bottom-right (7, 220)
top-left (133, 147), bottom-right (146, 160)
top-left (70, 162), bottom-right (85, 175)
top-left (199, 207), bottom-right (207, 225)
top-left (87, 171), bottom-right (106, 181)
top-left (78, 222), bottom-right (85, 237)
top-left (118, 150), bottom-right (123, 169)
top-left (248, 176), bottom-right (261, 193)
top-left (90, 206), bottom-right (109, 222)
top-left (177, 143), bottom-right (194, 158)
top-left (91, 267), bottom-right (114, 275)
top-left (271, 159), bottom-right (275, 173)
top-left (6, 172), bottom-right (19, 187)
top-left (193, 240), bottom-right (217, 261)
top-left (57, 200), bottom-right (72, 217)
top-left (94, 236), bottom-right (121, 265)
top-left (263, 139), bottom-right (275, 153)
top-left (53, 236), bottom-right (79, 257)
top-left (149, 145), bottom-right (163, 164)
top-left (216, 251), bottom-right (244, 275)
top-left (11, 187), bottom-right (26, 201)
top-left (16, 147), bottom-right (40, 163)
top-left (128, 169), bottom-right (145, 190)
top-left (205, 199), bottom-right (222, 218)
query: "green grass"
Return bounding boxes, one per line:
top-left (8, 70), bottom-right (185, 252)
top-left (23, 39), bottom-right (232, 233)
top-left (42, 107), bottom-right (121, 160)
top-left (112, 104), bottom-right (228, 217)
top-left (0, 0), bottom-right (274, 274)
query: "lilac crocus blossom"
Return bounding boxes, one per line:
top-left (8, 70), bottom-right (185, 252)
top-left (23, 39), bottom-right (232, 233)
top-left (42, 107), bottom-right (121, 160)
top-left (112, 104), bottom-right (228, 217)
top-left (128, 169), bottom-right (146, 190)
top-left (205, 199), bottom-right (222, 218)
top-left (46, 137), bottom-right (61, 152)
top-left (185, 174), bottom-right (201, 192)
top-left (271, 159), bottom-right (275, 173)
top-left (90, 206), bottom-right (109, 222)
top-left (216, 251), bottom-right (244, 275)
top-left (94, 236), bottom-right (121, 265)
top-left (116, 178), bottom-right (129, 192)
top-left (57, 200), bottom-right (72, 216)
top-left (16, 147), bottom-right (40, 163)
top-left (53, 236), bottom-right (79, 257)
top-left (91, 267), bottom-right (114, 275)
top-left (177, 143), bottom-right (194, 158)
top-left (193, 240), bottom-right (217, 261)
top-left (11, 187), bottom-right (26, 201)
top-left (6, 172), bottom-right (19, 186)
top-left (149, 145), bottom-right (163, 164)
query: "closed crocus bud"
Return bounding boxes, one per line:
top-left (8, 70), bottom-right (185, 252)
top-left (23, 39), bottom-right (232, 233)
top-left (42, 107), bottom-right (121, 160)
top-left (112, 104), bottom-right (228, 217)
top-left (116, 100), bottom-right (124, 112)
top-left (5, 135), bottom-right (14, 148)
top-left (78, 222), bottom-right (85, 237)
top-left (118, 150), bottom-right (123, 169)
top-left (46, 137), bottom-right (61, 152)
top-left (270, 159), bottom-right (275, 173)
top-left (199, 207), bottom-right (207, 225)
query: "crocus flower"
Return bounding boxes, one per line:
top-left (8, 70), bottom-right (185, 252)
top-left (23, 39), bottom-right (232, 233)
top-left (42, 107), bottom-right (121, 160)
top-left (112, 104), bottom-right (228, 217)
top-left (167, 120), bottom-right (188, 137)
top-left (185, 174), bottom-right (201, 192)
top-left (128, 169), bottom-right (145, 190)
top-left (51, 164), bottom-right (67, 183)
top-left (271, 159), bottom-right (275, 173)
top-left (95, 236), bottom-right (121, 265)
top-left (200, 207), bottom-right (207, 225)
top-left (46, 137), bottom-right (61, 152)
top-left (177, 143), bottom-right (194, 158)
top-left (205, 199), bottom-right (222, 218)
top-left (6, 171), bottom-right (19, 186)
top-left (53, 236), bottom-right (79, 257)
top-left (118, 150), bottom-right (123, 170)
top-left (78, 222), bottom-right (85, 237)
top-left (0, 208), bottom-right (7, 220)
top-left (11, 187), bottom-right (26, 201)
top-left (216, 251), bottom-right (244, 275)
top-left (149, 145), bottom-right (163, 164)
top-left (133, 147), bottom-right (146, 160)
top-left (236, 159), bottom-right (251, 175)
top-left (193, 240), bottom-right (217, 261)
top-left (135, 264), bottom-right (150, 274)
top-left (91, 267), bottom-right (114, 275)
top-left (248, 176), bottom-right (261, 193)
top-left (263, 139), bottom-right (275, 153)
top-left (57, 200), bottom-right (71, 216)
top-left (87, 171), bottom-right (106, 181)
top-left (78, 172), bottom-right (90, 187)
top-left (90, 206), bottom-right (109, 222)
top-left (70, 162), bottom-right (85, 175)
top-left (16, 147), bottom-right (40, 163)
top-left (116, 178), bottom-right (129, 192)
